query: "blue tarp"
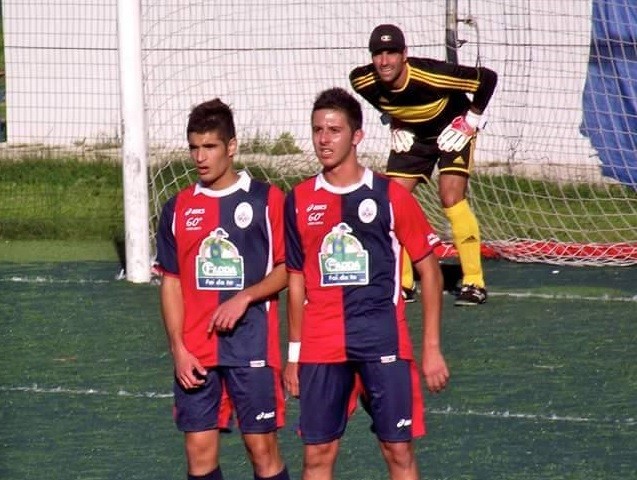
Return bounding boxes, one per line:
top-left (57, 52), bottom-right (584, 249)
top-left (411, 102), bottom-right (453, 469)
top-left (580, 0), bottom-right (637, 189)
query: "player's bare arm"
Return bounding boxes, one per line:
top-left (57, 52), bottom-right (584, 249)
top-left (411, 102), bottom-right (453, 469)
top-left (160, 274), bottom-right (207, 389)
top-left (283, 271), bottom-right (304, 398)
top-left (414, 255), bottom-right (450, 393)
top-left (208, 263), bottom-right (288, 333)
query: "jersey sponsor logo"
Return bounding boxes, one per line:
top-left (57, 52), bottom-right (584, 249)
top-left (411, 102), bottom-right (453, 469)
top-left (196, 227), bottom-right (244, 290)
top-left (306, 203), bottom-right (327, 225)
top-left (234, 201), bottom-right (253, 229)
top-left (396, 418), bottom-right (413, 428)
top-left (255, 410), bottom-right (276, 421)
top-left (358, 198), bottom-right (378, 224)
top-left (318, 222), bottom-right (369, 286)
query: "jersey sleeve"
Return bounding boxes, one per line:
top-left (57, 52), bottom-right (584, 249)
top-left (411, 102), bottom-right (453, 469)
top-left (411, 57), bottom-right (498, 113)
top-left (388, 182), bottom-right (441, 263)
top-left (284, 189), bottom-right (304, 273)
top-left (267, 185), bottom-right (286, 266)
top-left (155, 195), bottom-right (179, 276)
top-left (349, 64), bottom-right (384, 113)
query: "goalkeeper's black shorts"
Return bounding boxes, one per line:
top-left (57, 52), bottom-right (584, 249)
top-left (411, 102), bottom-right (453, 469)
top-left (386, 136), bottom-right (475, 182)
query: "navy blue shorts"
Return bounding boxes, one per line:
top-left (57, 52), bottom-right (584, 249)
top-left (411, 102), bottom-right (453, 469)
top-left (298, 359), bottom-right (425, 444)
top-left (173, 365), bottom-right (285, 434)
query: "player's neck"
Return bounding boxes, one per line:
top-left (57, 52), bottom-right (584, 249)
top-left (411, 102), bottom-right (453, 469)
top-left (200, 169), bottom-right (240, 191)
top-left (322, 161), bottom-right (365, 188)
top-left (389, 62), bottom-right (409, 90)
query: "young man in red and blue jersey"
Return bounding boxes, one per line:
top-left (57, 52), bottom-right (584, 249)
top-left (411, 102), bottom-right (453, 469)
top-left (284, 87), bottom-right (450, 480)
top-left (156, 98), bottom-right (290, 480)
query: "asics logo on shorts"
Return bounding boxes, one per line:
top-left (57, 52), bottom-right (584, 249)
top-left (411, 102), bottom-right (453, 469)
top-left (255, 411), bottom-right (276, 421)
top-left (396, 418), bottom-right (412, 428)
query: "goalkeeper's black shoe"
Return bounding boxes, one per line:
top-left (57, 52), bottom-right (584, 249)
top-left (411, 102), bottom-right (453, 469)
top-left (455, 284), bottom-right (487, 306)
top-left (402, 286), bottom-right (418, 304)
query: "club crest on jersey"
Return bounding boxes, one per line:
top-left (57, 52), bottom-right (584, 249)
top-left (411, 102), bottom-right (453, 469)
top-left (318, 222), bottom-right (369, 286)
top-left (358, 198), bottom-right (378, 224)
top-left (196, 227), bottom-right (244, 290)
top-left (234, 201), bottom-right (253, 229)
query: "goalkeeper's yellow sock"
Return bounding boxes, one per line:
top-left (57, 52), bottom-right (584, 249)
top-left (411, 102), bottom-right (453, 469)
top-left (444, 199), bottom-right (485, 288)
top-left (401, 248), bottom-right (415, 291)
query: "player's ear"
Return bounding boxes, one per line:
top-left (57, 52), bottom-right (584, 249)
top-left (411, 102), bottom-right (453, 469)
top-left (402, 47), bottom-right (408, 61)
top-left (227, 137), bottom-right (238, 157)
top-left (352, 128), bottom-right (364, 146)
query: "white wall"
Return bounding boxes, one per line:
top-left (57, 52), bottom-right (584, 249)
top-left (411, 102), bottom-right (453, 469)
top-left (2, 0), bottom-right (598, 168)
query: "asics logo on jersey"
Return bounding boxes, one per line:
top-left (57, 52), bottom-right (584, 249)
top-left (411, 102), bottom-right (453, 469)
top-left (306, 203), bottom-right (327, 212)
top-left (396, 418), bottom-right (412, 428)
top-left (185, 207), bottom-right (205, 216)
top-left (307, 203), bottom-right (327, 225)
top-left (255, 411), bottom-right (275, 421)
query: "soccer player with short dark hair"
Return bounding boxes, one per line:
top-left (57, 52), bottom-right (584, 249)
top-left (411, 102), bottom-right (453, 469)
top-left (284, 87), bottom-right (450, 480)
top-left (156, 98), bottom-right (290, 480)
top-left (350, 24), bottom-right (498, 306)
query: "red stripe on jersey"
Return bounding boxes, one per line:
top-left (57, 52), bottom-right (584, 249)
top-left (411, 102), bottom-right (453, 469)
top-left (174, 186), bottom-right (221, 367)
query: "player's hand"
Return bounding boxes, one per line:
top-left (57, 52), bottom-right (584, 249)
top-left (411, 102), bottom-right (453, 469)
top-left (173, 346), bottom-right (207, 390)
top-left (283, 362), bottom-right (300, 398)
top-left (422, 346), bottom-right (450, 393)
top-left (390, 128), bottom-right (416, 153)
top-left (208, 291), bottom-right (250, 333)
top-left (437, 113), bottom-right (480, 152)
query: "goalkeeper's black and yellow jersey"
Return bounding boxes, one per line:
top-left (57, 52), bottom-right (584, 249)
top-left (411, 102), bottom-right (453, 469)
top-left (349, 57), bottom-right (497, 142)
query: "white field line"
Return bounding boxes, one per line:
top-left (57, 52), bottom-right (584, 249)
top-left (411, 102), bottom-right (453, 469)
top-left (429, 405), bottom-right (636, 426)
top-left (0, 384), bottom-right (172, 398)
top-left (2, 275), bottom-right (636, 302)
top-left (0, 276), bottom-right (112, 284)
top-left (451, 290), bottom-right (637, 303)
top-left (1, 385), bottom-right (634, 426)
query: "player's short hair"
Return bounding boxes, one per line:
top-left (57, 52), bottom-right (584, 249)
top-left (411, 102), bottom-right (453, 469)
top-left (312, 87), bottom-right (363, 132)
top-left (187, 98), bottom-right (236, 144)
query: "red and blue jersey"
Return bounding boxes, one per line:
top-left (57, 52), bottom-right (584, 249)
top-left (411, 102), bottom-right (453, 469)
top-left (156, 171), bottom-right (285, 368)
top-left (285, 168), bottom-right (440, 363)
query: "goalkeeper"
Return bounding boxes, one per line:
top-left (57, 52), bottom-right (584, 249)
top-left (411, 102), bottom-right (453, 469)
top-left (350, 24), bottom-right (498, 306)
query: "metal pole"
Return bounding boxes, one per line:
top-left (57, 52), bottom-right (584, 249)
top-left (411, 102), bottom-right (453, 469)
top-left (445, 0), bottom-right (459, 64)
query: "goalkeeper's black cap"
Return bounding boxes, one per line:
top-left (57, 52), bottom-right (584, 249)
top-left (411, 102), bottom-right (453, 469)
top-left (368, 24), bottom-right (406, 55)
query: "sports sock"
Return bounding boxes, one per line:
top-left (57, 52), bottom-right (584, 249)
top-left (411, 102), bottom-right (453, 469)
top-left (444, 199), bottom-right (484, 288)
top-left (188, 466), bottom-right (224, 480)
top-left (254, 466), bottom-right (290, 480)
top-left (400, 248), bottom-right (415, 291)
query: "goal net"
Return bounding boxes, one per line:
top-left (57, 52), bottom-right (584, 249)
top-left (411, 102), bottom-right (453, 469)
top-left (142, 0), bottom-right (636, 266)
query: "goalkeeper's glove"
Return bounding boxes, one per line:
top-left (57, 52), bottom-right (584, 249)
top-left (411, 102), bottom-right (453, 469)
top-left (391, 128), bottom-right (416, 153)
top-left (437, 110), bottom-right (482, 152)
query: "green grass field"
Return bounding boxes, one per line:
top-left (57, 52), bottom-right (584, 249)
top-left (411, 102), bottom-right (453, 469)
top-left (2, 159), bottom-right (637, 246)
top-left (1, 258), bottom-right (635, 480)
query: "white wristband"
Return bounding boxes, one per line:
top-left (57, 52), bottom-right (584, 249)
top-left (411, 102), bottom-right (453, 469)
top-left (464, 109), bottom-right (482, 129)
top-left (287, 342), bottom-right (301, 363)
